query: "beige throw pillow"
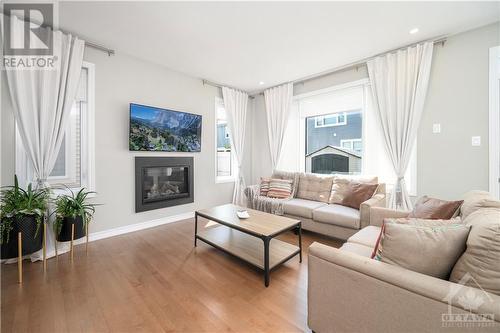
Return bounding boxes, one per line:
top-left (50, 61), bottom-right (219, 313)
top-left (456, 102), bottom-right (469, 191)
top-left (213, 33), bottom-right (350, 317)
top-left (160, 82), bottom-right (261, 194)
top-left (449, 208), bottom-right (500, 295)
top-left (460, 190), bottom-right (500, 220)
top-left (329, 175), bottom-right (378, 205)
top-left (374, 218), bottom-right (470, 279)
top-left (296, 173), bottom-right (334, 203)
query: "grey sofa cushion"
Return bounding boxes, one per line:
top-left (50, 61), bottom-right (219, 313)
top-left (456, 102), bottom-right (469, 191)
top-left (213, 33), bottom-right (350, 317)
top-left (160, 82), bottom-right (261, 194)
top-left (296, 173), bottom-right (334, 203)
top-left (312, 204), bottom-right (361, 229)
top-left (283, 198), bottom-right (327, 219)
top-left (347, 226), bottom-right (381, 248)
top-left (339, 242), bottom-right (373, 257)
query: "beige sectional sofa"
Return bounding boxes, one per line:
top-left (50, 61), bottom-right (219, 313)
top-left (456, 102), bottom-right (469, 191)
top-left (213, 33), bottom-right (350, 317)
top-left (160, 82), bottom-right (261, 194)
top-left (308, 191), bottom-right (500, 333)
top-left (245, 171), bottom-right (386, 240)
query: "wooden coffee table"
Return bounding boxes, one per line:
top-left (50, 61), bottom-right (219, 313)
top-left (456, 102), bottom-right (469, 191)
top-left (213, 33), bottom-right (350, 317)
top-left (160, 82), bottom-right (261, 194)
top-left (194, 204), bottom-right (302, 287)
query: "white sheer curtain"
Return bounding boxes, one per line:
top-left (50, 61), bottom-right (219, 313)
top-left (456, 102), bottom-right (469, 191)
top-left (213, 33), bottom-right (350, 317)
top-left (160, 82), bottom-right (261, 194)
top-left (264, 83), bottom-right (293, 171)
top-left (5, 16), bottom-right (85, 260)
top-left (367, 42), bottom-right (433, 210)
top-left (222, 87), bottom-right (249, 206)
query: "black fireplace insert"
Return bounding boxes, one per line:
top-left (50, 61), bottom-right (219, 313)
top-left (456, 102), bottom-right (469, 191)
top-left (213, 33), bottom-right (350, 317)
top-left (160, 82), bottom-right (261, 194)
top-left (135, 157), bottom-right (194, 212)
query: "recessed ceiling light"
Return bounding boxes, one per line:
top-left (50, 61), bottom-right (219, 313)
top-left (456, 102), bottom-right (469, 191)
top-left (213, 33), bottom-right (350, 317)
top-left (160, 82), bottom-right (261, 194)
top-left (409, 28), bottom-right (419, 34)
top-left (259, 81), bottom-right (265, 85)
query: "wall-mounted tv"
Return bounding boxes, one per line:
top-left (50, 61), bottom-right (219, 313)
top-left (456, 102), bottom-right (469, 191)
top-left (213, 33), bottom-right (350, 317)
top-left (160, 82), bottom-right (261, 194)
top-left (129, 103), bottom-right (202, 152)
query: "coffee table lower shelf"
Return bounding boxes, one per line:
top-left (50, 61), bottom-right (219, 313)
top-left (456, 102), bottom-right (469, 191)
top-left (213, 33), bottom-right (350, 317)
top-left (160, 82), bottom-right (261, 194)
top-left (196, 226), bottom-right (300, 274)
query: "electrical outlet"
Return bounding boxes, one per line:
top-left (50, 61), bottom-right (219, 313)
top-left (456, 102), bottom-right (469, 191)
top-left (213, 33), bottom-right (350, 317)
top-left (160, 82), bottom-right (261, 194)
top-left (471, 136), bottom-right (481, 146)
top-left (432, 124), bottom-right (441, 133)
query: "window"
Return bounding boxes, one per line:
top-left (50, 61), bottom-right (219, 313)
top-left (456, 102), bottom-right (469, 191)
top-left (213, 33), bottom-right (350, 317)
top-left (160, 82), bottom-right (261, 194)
top-left (340, 138), bottom-right (363, 154)
top-left (285, 80), bottom-right (417, 196)
top-left (314, 112), bottom-right (347, 128)
top-left (215, 97), bottom-right (235, 182)
top-left (306, 110), bottom-right (363, 175)
top-left (16, 62), bottom-right (95, 192)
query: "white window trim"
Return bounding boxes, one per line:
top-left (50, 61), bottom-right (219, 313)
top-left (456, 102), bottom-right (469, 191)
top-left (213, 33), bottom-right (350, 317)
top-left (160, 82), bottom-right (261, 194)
top-left (215, 97), bottom-right (236, 183)
top-left (314, 112), bottom-right (347, 128)
top-left (15, 61), bottom-right (96, 195)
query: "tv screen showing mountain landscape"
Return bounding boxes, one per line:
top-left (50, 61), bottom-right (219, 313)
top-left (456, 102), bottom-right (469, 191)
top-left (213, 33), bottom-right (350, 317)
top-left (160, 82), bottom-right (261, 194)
top-left (129, 103), bottom-right (202, 152)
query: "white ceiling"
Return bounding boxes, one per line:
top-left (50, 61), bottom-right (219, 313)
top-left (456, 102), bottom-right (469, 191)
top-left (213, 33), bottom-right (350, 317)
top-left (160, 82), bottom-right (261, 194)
top-left (59, 1), bottom-right (500, 92)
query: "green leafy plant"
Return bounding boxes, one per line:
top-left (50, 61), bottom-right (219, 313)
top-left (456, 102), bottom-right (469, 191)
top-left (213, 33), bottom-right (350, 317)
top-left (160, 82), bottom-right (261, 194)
top-left (0, 175), bottom-right (49, 244)
top-left (53, 188), bottom-right (98, 236)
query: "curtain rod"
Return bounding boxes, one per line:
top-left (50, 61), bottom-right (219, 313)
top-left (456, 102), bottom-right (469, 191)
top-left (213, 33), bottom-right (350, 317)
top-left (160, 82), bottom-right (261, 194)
top-left (84, 41), bottom-right (115, 56)
top-left (202, 79), bottom-right (255, 99)
top-left (251, 35), bottom-right (447, 97)
top-left (1, 12), bottom-right (115, 56)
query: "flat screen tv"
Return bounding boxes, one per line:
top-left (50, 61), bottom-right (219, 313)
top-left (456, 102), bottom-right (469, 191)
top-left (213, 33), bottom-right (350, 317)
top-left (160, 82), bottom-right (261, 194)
top-left (129, 103), bottom-right (202, 152)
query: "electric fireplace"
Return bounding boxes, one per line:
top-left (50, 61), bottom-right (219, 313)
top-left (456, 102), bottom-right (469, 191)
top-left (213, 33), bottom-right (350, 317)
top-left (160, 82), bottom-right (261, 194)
top-left (135, 157), bottom-right (193, 212)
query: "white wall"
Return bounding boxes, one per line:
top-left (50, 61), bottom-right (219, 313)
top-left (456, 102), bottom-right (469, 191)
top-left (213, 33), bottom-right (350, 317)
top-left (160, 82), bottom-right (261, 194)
top-left (250, 22), bottom-right (500, 199)
top-left (0, 47), bottom-right (255, 233)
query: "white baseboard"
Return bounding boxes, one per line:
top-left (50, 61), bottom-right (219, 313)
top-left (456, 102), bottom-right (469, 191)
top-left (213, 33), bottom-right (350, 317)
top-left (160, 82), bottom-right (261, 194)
top-left (87, 211), bottom-right (195, 243)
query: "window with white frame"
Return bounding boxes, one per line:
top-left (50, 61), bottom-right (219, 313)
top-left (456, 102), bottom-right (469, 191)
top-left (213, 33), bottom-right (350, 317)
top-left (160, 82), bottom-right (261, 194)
top-left (340, 138), bottom-right (363, 154)
top-left (279, 80), bottom-right (417, 196)
top-left (215, 97), bottom-right (235, 182)
top-left (16, 62), bottom-right (95, 191)
top-left (314, 112), bottom-right (347, 127)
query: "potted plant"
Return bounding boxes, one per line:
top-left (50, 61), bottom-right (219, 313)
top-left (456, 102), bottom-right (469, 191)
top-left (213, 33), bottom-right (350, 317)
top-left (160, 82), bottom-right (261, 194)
top-left (53, 188), bottom-right (97, 242)
top-left (0, 176), bottom-right (49, 259)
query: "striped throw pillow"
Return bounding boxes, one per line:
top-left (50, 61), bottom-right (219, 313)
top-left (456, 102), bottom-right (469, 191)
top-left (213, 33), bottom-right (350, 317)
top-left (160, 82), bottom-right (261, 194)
top-left (267, 178), bottom-right (293, 199)
top-left (260, 177), bottom-right (271, 196)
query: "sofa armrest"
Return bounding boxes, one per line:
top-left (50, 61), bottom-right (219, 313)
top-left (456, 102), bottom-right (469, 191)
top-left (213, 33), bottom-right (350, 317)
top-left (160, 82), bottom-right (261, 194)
top-left (308, 243), bottom-right (500, 333)
top-left (359, 193), bottom-right (386, 229)
top-left (369, 206), bottom-right (410, 227)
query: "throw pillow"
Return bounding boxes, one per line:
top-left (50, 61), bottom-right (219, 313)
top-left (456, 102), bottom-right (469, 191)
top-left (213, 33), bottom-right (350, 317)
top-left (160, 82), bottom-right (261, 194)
top-left (449, 208), bottom-right (500, 295)
top-left (271, 170), bottom-right (299, 198)
top-left (330, 176), bottom-right (378, 205)
top-left (267, 178), bottom-right (293, 199)
top-left (259, 177), bottom-right (271, 197)
top-left (341, 182), bottom-right (379, 209)
top-left (296, 173), bottom-right (334, 203)
top-left (460, 190), bottom-right (500, 220)
top-left (373, 218), bottom-right (470, 279)
top-left (408, 196), bottom-right (463, 219)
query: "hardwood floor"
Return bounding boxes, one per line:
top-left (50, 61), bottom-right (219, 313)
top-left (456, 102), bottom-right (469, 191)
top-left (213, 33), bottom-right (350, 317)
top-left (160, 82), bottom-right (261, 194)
top-left (1, 218), bottom-right (341, 333)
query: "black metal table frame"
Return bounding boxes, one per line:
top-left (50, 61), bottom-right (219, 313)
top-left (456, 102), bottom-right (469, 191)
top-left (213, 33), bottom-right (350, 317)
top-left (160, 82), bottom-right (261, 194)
top-left (194, 211), bottom-right (302, 287)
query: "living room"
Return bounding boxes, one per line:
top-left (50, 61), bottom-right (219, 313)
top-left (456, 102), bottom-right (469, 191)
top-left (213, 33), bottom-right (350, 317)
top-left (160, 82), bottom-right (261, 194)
top-left (1, 1), bottom-right (499, 332)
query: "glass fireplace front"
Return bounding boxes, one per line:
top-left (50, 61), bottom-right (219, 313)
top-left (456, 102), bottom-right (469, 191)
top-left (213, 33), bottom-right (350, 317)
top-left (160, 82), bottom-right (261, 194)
top-left (135, 157), bottom-right (193, 213)
top-left (142, 166), bottom-right (189, 204)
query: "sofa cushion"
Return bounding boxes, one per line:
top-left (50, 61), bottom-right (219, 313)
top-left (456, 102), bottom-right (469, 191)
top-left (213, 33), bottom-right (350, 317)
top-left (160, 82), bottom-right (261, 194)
top-left (374, 219), bottom-right (470, 279)
top-left (450, 208), bottom-right (500, 295)
top-left (339, 242), bottom-right (373, 258)
top-left (283, 198), bottom-right (327, 219)
top-left (460, 190), bottom-right (500, 220)
top-left (330, 175), bottom-right (378, 205)
top-left (312, 204), bottom-right (361, 229)
top-left (296, 173), bottom-right (334, 203)
top-left (408, 196), bottom-right (463, 219)
top-left (347, 226), bottom-right (381, 248)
